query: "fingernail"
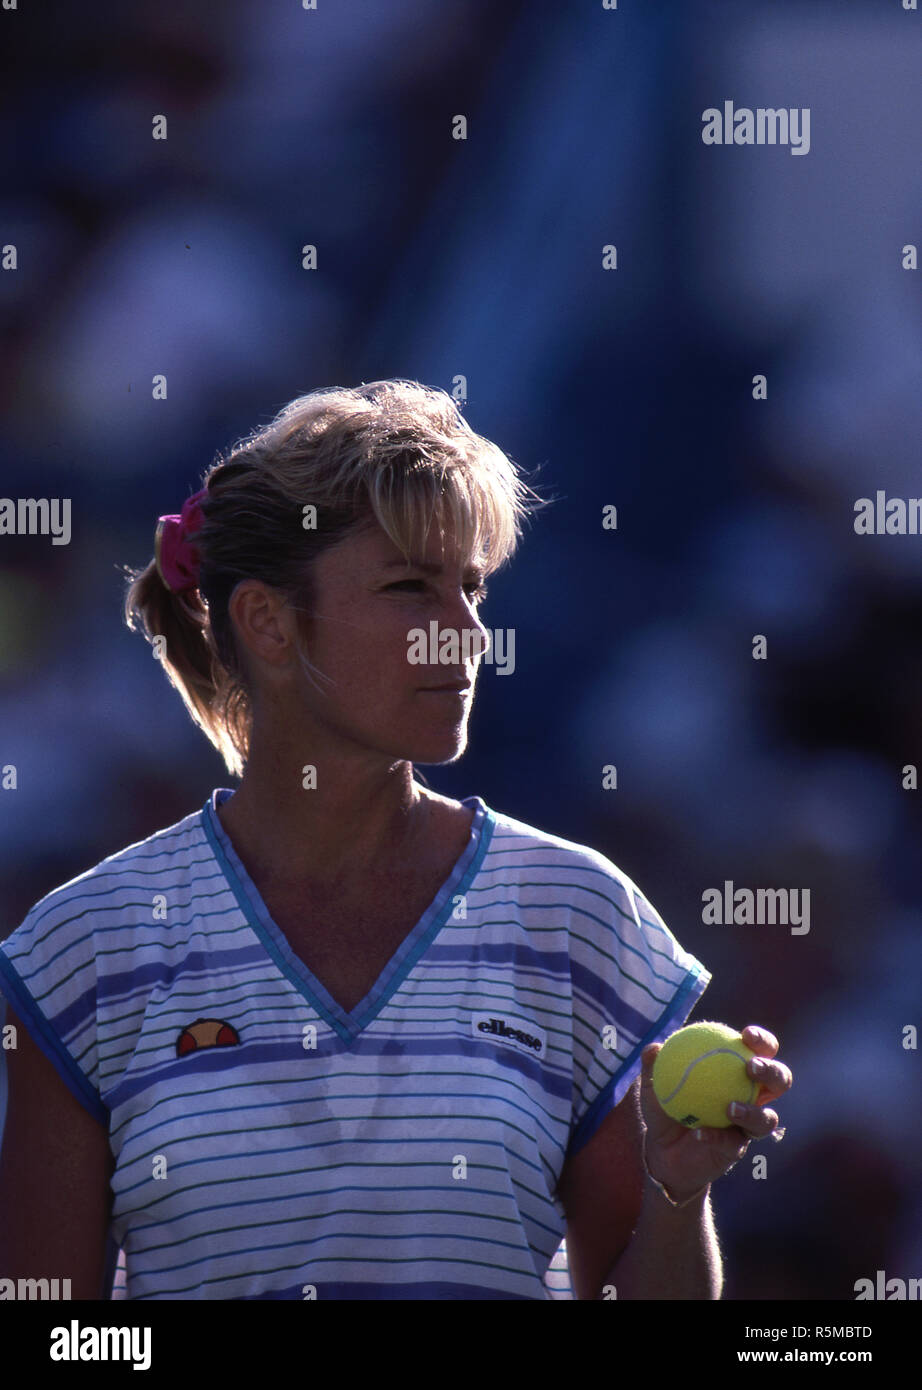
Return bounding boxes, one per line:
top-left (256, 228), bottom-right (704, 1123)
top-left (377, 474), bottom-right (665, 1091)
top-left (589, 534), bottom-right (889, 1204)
top-left (728, 1102), bottom-right (745, 1119)
top-left (694, 1128), bottom-right (705, 1141)
top-left (750, 1057), bottom-right (767, 1076)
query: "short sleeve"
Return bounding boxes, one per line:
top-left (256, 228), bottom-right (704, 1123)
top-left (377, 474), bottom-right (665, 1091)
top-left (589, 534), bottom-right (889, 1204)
top-left (566, 856), bottom-right (710, 1159)
top-left (0, 888), bottom-right (106, 1127)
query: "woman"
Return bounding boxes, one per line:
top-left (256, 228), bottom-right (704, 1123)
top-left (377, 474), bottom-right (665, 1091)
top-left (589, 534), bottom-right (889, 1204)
top-left (0, 379), bottom-right (791, 1300)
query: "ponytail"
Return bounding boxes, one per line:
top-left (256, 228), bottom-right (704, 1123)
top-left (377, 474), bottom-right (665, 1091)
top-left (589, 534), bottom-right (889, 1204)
top-left (123, 557), bottom-right (249, 777)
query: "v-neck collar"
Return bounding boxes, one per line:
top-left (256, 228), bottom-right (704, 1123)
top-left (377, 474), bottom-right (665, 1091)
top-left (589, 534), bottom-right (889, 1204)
top-left (200, 787), bottom-right (494, 1043)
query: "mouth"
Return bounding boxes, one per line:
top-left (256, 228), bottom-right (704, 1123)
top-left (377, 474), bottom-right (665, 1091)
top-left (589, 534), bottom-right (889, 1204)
top-left (419, 681), bottom-right (472, 693)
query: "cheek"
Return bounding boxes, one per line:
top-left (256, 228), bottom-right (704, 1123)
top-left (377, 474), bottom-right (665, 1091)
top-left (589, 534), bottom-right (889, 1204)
top-left (366, 610), bottom-right (421, 664)
top-left (302, 591), bottom-right (424, 681)
top-left (323, 617), bottom-right (416, 687)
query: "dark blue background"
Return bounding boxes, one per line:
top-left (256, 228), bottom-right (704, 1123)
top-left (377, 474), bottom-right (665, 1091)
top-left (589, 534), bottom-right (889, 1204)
top-left (2, 0), bottom-right (921, 1300)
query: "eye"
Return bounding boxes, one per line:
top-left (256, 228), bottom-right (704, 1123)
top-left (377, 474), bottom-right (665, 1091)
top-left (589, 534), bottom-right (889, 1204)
top-left (384, 577), bottom-right (488, 601)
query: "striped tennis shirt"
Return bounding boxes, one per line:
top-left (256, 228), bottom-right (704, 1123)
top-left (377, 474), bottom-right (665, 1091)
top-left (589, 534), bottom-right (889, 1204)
top-left (0, 789), bottom-right (710, 1300)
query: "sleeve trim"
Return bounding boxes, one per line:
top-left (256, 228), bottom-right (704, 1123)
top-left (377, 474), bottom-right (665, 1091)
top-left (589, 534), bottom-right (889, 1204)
top-left (0, 951), bottom-right (109, 1128)
top-left (566, 963), bottom-right (711, 1160)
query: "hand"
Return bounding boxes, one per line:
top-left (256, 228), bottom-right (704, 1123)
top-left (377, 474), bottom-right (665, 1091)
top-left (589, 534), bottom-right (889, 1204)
top-left (639, 1024), bottom-right (793, 1205)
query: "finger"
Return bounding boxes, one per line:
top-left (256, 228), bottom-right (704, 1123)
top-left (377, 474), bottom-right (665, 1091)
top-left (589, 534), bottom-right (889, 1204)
top-left (741, 1024), bottom-right (778, 1057)
top-left (639, 1043), bottom-right (662, 1087)
top-left (694, 1125), bottom-right (751, 1164)
top-left (747, 1054), bottom-right (793, 1102)
top-left (638, 1045), bottom-right (683, 1138)
top-left (727, 1100), bottom-right (780, 1138)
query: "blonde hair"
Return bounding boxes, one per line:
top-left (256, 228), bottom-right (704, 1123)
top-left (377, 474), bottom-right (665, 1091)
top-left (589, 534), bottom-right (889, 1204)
top-left (124, 379), bottom-right (545, 777)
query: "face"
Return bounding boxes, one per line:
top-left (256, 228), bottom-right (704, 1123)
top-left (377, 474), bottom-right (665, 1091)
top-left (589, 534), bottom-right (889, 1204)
top-left (283, 519), bottom-right (491, 766)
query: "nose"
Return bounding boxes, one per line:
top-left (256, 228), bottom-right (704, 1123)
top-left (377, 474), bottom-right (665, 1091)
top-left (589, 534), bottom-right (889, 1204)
top-left (453, 635), bottom-right (489, 668)
top-left (445, 594), bottom-right (490, 662)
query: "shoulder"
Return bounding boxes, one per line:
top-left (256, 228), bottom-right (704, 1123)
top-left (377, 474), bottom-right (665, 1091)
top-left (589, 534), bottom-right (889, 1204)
top-left (485, 805), bottom-right (615, 867)
top-left (2, 800), bottom-right (209, 959)
top-left (481, 802), bottom-right (656, 919)
top-left (428, 790), bottom-right (619, 879)
top-left (477, 801), bottom-right (709, 995)
top-left (0, 799), bottom-right (217, 1117)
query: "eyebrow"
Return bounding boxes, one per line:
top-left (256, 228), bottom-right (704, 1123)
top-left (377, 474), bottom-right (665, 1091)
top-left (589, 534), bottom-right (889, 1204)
top-left (382, 559), bottom-right (485, 578)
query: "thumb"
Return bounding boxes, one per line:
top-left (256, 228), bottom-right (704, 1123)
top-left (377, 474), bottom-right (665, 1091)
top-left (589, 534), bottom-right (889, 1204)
top-left (639, 1042), bottom-right (671, 1133)
top-left (640, 1041), bottom-right (662, 1080)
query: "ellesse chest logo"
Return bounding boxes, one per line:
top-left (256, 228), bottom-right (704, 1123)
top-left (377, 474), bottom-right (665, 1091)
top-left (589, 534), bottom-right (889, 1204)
top-left (472, 1012), bottom-right (547, 1059)
top-left (176, 1018), bottom-right (240, 1056)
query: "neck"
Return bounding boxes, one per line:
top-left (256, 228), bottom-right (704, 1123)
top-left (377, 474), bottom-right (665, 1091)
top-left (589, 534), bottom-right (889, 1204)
top-left (217, 736), bottom-right (431, 887)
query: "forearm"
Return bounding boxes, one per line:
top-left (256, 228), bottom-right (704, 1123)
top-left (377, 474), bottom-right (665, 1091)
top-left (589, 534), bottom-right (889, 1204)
top-left (598, 1176), bottom-right (722, 1300)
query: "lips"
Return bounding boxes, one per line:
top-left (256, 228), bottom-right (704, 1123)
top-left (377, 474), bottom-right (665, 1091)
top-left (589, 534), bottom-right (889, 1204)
top-left (419, 681), bottom-right (472, 692)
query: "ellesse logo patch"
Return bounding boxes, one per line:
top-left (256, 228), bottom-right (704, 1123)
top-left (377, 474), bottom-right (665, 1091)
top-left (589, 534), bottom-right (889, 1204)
top-left (176, 1018), bottom-right (240, 1057)
top-left (472, 1012), bottom-right (547, 1059)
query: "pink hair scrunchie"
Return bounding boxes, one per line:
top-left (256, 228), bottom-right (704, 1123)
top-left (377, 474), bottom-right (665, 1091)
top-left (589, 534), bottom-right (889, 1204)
top-left (154, 487), bottom-right (208, 593)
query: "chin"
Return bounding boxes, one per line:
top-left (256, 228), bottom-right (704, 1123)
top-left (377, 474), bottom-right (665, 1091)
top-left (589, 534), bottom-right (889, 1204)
top-left (405, 732), bottom-right (470, 766)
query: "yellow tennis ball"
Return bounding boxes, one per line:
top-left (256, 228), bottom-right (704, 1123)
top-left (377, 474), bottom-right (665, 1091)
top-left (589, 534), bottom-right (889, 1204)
top-left (652, 1021), bottom-right (758, 1129)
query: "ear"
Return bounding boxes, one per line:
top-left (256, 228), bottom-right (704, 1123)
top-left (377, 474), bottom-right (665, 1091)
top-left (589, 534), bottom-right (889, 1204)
top-left (227, 580), bottom-right (297, 671)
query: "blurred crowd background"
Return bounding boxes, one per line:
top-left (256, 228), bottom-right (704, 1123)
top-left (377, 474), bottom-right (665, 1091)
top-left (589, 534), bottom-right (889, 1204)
top-left (2, 0), bottom-right (921, 1300)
